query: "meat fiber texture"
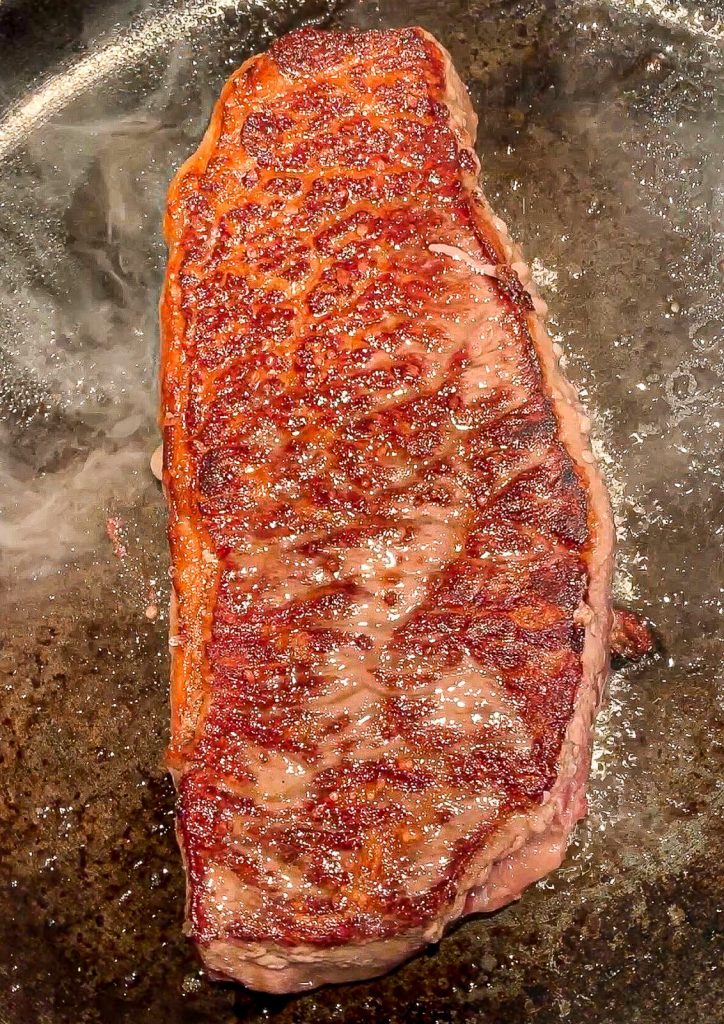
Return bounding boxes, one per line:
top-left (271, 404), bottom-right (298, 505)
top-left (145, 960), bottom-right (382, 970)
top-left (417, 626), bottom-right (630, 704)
top-left (160, 26), bottom-right (614, 993)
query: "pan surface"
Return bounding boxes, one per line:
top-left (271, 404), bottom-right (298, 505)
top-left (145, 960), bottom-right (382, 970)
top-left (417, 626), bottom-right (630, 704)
top-left (0, 1), bottom-right (722, 1021)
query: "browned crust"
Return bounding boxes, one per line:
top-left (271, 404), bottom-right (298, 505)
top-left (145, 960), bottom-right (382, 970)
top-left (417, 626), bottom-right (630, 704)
top-left (160, 26), bottom-right (615, 992)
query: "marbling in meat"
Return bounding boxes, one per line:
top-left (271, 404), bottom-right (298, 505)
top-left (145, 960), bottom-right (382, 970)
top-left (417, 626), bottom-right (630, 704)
top-left (160, 26), bottom-right (615, 993)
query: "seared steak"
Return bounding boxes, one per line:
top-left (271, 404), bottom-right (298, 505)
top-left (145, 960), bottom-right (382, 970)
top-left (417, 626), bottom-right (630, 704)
top-left (160, 26), bottom-right (614, 992)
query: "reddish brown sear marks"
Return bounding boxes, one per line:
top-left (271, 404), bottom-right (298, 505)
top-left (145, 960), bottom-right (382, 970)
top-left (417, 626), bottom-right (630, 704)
top-left (162, 26), bottom-right (595, 949)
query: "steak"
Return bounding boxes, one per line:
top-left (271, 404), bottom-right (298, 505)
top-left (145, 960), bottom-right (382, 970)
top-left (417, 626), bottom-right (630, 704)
top-left (160, 26), bottom-right (614, 993)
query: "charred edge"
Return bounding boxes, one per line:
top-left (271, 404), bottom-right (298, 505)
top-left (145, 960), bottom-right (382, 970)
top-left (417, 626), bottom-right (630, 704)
top-left (610, 607), bottom-right (661, 669)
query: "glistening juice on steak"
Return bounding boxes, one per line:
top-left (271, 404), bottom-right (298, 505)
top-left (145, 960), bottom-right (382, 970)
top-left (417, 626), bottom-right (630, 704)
top-left (159, 26), bottom-right (615, 993)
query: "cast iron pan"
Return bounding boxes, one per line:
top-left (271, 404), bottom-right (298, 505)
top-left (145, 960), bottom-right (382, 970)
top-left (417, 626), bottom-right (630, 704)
top-left (0, 1), bottom-right (722, 1021)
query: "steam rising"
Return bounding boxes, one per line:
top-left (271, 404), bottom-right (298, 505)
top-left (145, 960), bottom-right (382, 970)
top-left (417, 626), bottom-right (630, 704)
top-left (0, 28), bottom-right (220, 580)
top-left (0, 448), bottom-right (146, 575)
top-left (0, 91), bottom-right (175, 579)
